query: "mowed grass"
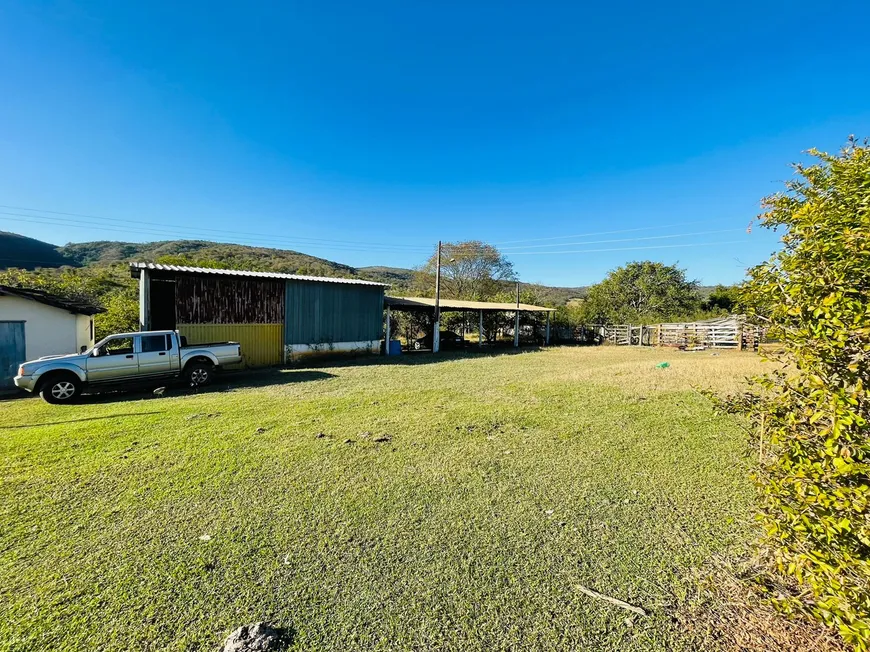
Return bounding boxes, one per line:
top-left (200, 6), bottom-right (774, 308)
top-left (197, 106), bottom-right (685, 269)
top-left (0, 347), bottom-right (768, 651)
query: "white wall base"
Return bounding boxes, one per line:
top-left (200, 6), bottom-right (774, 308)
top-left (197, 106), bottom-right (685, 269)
top-left (284, 340), bottom-right (378, 364)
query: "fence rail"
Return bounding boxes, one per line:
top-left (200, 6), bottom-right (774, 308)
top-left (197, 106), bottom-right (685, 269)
top-left (585, 317), bottom-right (761, 350)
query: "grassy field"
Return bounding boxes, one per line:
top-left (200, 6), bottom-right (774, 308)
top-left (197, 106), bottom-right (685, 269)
top-left (0, 347), bottom-right (768, 651)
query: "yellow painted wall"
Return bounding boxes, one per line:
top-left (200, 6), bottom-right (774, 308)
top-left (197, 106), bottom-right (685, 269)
top-left (178, 323), bottom-right (283, 368)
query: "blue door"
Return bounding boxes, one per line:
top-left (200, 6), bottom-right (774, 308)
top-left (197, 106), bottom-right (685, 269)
top-left (0, 321), bottom-right (26, 389)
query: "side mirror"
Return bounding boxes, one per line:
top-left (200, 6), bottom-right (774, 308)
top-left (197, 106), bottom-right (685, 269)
top-left (80, 345), bottom-right (87, 354)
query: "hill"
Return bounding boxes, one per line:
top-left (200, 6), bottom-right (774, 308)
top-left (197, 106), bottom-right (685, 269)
top-left (356, 265), bottom-right (416, 285)
top-left (0, 231), bottom-right (76, 270)
top-left (56, 239), bottom-right (588, 301)
top-left (2, 232), bottom-right (591, 304)
top-left (58, 240), bottom-right (361, 279)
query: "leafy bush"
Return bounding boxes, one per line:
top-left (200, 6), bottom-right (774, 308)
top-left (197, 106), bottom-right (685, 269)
top-left (721, 139), bottom-right (870, 649)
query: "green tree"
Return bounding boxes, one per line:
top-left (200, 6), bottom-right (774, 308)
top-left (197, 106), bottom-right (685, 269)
top-left (704, 284), bottom-right (740, 313)
top-left (414, 241), bottom-right (515, 300)
top-left (95, 287), bottom-right (139, 339)
top-left (580, 261), bottom-right (701, 323)
top-left (552, 300), bottom-right (586, 330)
top-left (721, 139), bottom-right (870, 649)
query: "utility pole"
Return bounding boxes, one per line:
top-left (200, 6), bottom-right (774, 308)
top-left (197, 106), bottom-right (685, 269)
top-left (433, 241), bottom-right (442, 353)
top-left (514, 281), bottom-right (520, 348)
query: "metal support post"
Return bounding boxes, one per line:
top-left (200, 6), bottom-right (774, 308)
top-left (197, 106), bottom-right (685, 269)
top-left (479, 310), bottom-right (484, 347)
top-left (139, 268), bottom-right (150, 331)
top-left (385, 305), bottom-right (391, 355)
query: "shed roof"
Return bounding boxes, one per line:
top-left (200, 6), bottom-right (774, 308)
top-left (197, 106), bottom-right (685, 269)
top-left (130, 262), bottom-right (389, 287)
top-left (385, 296), bottom-right (556, 312)
top-left (0, 285), bottom-right (104, 315)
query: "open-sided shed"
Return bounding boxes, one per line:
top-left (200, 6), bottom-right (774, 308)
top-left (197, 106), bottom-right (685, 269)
top-left (131, 263), bottom-right (387, 366)
top-left (383, 295), bottom-right (557, 351)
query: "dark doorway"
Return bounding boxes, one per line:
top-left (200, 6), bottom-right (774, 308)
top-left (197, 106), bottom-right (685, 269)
top-left (150, 279), bottom-right (177, 330)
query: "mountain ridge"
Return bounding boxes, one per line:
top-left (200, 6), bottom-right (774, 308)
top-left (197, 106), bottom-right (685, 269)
top-left (0, 232), bottom-right (588, 304)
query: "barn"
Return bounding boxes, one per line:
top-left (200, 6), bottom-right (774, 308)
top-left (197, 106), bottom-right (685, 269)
top-left (131, 263), bottom-right (387, 367)
top-left (0, 285), bottom-right (103, 388)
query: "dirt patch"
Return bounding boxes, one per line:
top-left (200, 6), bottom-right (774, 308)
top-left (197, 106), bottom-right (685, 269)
top-left (678, 556), bottom-right (847, 652)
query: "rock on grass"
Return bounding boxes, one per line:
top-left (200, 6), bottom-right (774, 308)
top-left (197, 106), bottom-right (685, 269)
top-left (222, 623), bottom-right (289, 651)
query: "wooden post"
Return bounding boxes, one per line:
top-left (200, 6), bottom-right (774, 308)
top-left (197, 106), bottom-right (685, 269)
top-left (545, 312), bottom-right (551, 345)
top-left (433, 241), bottom-right (441, 353)
top-left (385, 305), bottom-right (391, 355)
top-left (479, 310), bottom-right (484, 347)
top-left (138, 267), bottom-right (150, 331)
top-left (737, 323), bottom-right (744, 351)
top-left (514, 282), bottom-right (520, 348)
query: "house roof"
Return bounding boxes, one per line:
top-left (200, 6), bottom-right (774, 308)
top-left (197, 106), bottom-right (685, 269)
top-left (385, 296), bottom-right (556, 312)
top-left (130, 262), bottom-right (389, 287)
top-left (0, 285), bottom-right (105, 315)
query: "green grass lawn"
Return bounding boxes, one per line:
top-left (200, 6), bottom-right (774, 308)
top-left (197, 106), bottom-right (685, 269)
top-left (0, 347), bottom-right (767, 651)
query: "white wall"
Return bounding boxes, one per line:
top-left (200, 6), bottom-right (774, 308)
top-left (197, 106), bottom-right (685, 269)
top-left (75, 313), bottom-right (95, 352)
top-left (0, 296), bottom-right (94, 360)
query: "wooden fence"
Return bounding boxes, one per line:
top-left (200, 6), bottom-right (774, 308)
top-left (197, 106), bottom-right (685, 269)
top-left (588, 317), bottom-right (761, 350)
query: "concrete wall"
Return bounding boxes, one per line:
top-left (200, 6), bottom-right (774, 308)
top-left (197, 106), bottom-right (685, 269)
top-left (0, 295), bottom-right (95, 360)
top-left (284, 340), bottom-right (378, 364)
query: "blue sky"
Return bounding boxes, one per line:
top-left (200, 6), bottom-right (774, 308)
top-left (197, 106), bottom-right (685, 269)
top-left (1, 1), bottom-right (869, 286)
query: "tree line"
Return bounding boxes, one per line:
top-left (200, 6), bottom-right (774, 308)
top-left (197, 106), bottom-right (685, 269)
top-left (0, 239), bottom-right (741, 342)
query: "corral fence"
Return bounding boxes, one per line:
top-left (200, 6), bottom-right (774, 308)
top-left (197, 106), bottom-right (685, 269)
top-left (585, 316), bottom-right (762, 350)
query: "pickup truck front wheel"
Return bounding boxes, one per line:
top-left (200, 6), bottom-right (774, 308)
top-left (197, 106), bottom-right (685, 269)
top-left (186, 362), bottom-right (214, 387)
top-left (40, 375), bottom-right (82, 404)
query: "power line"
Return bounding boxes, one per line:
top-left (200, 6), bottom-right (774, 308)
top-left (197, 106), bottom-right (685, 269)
top-left (507, 240), bottom-right (746, 255)
top-left (497, 228), bottom-right (744, 250)
top-left (0, 212), bottom-right (434, 253)
top-left (2, 211), bottom-right (748, 258)
top-left (490, 220), bottom-right (713, 245)
top-left (0, 204), bottom-right (433, 251)
top-left (1, 202), bottom-right (746, 253)
top-left (1, 203), bottom-right (756, 269)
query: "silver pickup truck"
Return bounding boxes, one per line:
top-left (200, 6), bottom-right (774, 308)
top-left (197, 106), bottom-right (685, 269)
top-left (14, 330), bottom-right (242, 403)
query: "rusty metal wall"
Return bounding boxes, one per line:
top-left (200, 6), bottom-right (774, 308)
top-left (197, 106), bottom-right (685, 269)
top-left (177, 323), bottom-right (283, 367)
top-left (176, 276), bottom-right (284, 324)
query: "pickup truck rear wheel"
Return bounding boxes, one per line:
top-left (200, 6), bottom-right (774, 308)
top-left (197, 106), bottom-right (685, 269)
top-left (186, 362), bottom-right (214, 387)
top-left (40, 375), bottom-right (82, 404)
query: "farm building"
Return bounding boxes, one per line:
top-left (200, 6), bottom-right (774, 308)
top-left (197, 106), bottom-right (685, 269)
top-left (0, 285), bottom-right (103, 388)
top-left (131, 263), bottom-right (387, 367)
top-left (383, 296), bottom-right (557, 349)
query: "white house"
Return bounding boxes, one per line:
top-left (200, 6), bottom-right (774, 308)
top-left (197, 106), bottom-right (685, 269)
top-left (0, 285), bottom-right (103, 388)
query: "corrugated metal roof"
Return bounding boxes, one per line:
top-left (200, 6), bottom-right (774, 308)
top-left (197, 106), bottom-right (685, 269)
top-left (130, 262), bottom-right (389, 287)
top-left (0, 284), bottom-right (105, 315)
top-left (385, 296), bottom-right (556, 312)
